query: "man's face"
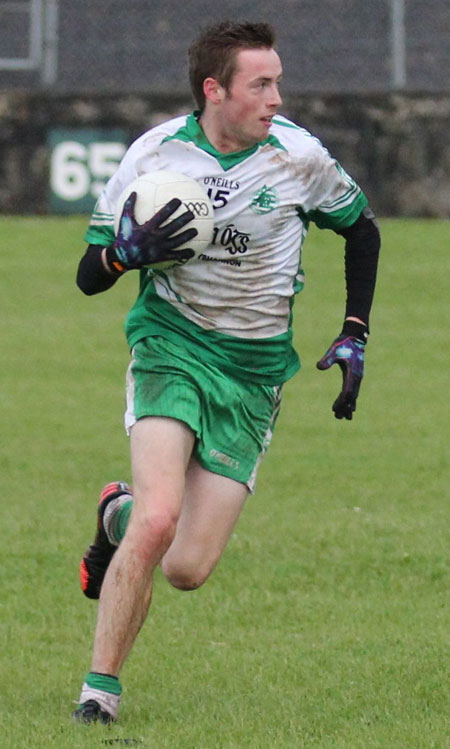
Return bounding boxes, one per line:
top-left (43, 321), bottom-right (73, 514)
top-left (217, 47), bottom-right (283, 150)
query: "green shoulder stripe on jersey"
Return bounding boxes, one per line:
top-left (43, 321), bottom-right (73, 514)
top-left (271, 117), bottom-right (302, 130)
top-left (271, 118), bottom-right (318, 143)
top-left (309, 190), bottom-right (368, 231)
top-left (320, 182), bottom-right (359, 212)
top-left (84, 224), bottom-right (115, 247)
top-left (161, 112), bottom-right (286, 170)
top-left (92, 210), bottom-right (114, 219)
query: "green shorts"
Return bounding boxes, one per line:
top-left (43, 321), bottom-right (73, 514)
top-left (124, 336), bottom-right (282, 493)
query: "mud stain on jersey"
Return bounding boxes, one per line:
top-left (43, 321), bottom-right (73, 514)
top-left (269, 150), bottom-right (317, 183)
top-left (270, 205), bottom-right (295, 232)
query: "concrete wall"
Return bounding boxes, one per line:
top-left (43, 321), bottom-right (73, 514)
top-left (1, 91), bottom-right (449, 217)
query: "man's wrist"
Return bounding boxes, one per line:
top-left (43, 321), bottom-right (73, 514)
top-left (104, 246), bottom-right (127, 275)
top-left (341, 318), bottom-right (368, 342)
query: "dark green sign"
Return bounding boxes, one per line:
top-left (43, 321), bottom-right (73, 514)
top-left (48, 128), bottom-right (128, 213)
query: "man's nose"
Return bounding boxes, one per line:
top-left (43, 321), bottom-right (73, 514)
top-left (270, 83), bottom-right (282, 107)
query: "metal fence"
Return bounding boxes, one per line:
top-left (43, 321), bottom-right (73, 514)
top-left (1, 0), bottom-right (449, 95)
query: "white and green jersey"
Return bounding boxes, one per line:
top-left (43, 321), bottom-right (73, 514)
top-left (85, 112), bottom-right (367, 385)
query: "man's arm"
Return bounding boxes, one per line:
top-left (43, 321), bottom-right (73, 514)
top-left (76, 193), bottom-right (198, 296)
top-left (77, 245), bottom-right (123, 296)
top-left (316, 207), bottom-right (381, 420)
top-left (338, 205), bottom-right (381, 330)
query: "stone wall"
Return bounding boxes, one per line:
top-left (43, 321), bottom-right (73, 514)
top-left (0, 91), bottom-right (449, 217)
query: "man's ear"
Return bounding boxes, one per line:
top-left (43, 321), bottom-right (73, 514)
top-left (203, 77), bottom-right (224, 105)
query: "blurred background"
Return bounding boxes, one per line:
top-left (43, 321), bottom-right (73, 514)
top-left (1, 0), bottom-right (450, 216)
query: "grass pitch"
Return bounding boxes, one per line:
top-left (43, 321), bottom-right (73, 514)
top-left (0, 216), bottom-right (448, 748)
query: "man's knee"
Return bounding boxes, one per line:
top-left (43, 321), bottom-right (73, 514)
top-left (128, 507), bottom-right (179, 563)
top-left (161, 557), bottom-right (212, 591)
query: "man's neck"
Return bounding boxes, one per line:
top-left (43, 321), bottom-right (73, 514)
top-left (198, 111), bottom-right (253, 154)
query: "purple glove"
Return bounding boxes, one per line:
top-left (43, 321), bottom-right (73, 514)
top-left (316, 322), bottom-right (367, 420)
top-left (106, 192), bottom-right (198, 271)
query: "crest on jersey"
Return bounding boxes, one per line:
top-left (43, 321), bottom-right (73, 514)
top-left (249, 184), bottom-right (280, 214)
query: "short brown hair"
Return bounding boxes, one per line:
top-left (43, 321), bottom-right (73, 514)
top-left (188, 21), bottom-right (277, 110)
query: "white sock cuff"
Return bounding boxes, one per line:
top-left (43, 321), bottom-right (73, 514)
top-left (79, 683), bottom-right (121, 720)
top-left (103, 494), bottom-right (131, 546)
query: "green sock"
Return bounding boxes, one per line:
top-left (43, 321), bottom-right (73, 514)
top-left (85, 671), bottom-right (122, 696)
top-left (111, 500), bottom-right (133, 543)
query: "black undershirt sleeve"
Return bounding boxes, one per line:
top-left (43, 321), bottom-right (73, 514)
top-left (335, 207), bottom-right (381, 328)
top-left (76, 244), bottom-right (123, 296)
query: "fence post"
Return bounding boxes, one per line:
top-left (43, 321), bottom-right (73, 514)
top-left (390, 0), bottom-right (406, 89)
top-left (41, 0), bottom-right (59, 86)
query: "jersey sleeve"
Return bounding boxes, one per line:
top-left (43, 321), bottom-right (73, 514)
top-left (83, 136), bottom-right (145, 247)
top-left (302, 141), bottom-right (368, 231)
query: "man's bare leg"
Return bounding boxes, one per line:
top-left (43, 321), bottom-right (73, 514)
top-left (76, 423), bottom-right (247, 722)
top-left (91, 416), bottom-right (195, 675)
top-left (162, 458), bottom-right (248, 590)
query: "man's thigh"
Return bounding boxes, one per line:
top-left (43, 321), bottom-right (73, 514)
top-left (128, 415), bottom-right (195, 524)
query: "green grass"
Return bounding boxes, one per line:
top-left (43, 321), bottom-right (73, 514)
top-left (1, 216), bottom-right (448, 748)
